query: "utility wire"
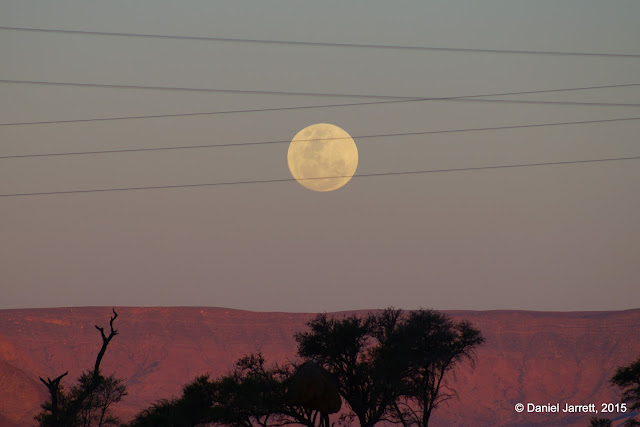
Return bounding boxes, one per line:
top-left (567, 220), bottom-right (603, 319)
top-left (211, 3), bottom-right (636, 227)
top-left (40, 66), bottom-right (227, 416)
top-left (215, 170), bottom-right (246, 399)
top-left (1, 155), bottom-right (638, 198)
top-left (1, 82), bottom-right (639, 127)
top-left (2, 116), bottom-right (639, 160)
top-left (1, 26), bottom-right (639, 58)
top-left (2, 99), bottom-right (640, 128)
top-left (0, 79), bottom-right (408, 98)
top-left (2, 79), bottom-right (639, 99)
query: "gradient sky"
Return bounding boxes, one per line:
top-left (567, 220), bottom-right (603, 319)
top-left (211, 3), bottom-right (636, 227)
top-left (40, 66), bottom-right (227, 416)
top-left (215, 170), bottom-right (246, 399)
top-left (1, 0), bottom-right (639, 312)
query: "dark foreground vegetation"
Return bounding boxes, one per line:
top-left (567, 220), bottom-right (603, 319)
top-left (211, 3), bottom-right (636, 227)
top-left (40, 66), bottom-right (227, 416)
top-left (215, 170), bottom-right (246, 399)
top-left (589, 356), bottom-right (640, 427)
top-left (33, 308), bottom-right (639, 426)
top-left (35, 309), bottom-right (126, 426)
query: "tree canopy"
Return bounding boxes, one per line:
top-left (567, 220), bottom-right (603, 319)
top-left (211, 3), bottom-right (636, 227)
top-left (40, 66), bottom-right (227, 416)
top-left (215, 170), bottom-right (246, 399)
top-left (587, 355), bottom-right (640, 427)
top-left (295, 308), bottom-right (484, 427)
top-left (611, 355), bottom-right (640, 426)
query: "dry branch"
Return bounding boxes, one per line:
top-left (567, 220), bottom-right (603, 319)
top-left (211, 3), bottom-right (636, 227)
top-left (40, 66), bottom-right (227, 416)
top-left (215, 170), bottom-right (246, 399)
top-left (37, 309), bottom-right (119, 426)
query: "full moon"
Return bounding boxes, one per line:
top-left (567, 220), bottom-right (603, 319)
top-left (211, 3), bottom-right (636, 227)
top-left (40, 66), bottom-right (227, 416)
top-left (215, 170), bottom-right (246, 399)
top-left (287, 123), bottom-right (358, 192)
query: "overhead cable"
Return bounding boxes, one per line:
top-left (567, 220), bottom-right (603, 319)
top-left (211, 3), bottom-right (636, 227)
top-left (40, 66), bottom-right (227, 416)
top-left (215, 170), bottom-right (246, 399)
top-left (1, 155), bottom-right (637, 198)
top-left (1, 99), bottom-right (640, 128)
top-left (2, 80), bottom-right (639, 99)
top-left (1, 81), bottom-right (639, 127)
top-left (2, 116), bottom-right (639, 160)
top-left (1, 26), bottom-right (639, 58)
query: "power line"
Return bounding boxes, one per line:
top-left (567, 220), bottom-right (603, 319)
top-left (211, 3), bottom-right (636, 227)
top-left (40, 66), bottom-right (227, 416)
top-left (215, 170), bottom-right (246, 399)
top-left (1, 81), bottom-right (639, 127)
top-left (2, 79), bottom-right (639, 99)
top-left (2, 26), bottom-right (639, 58)
top-left (0, 79), bottom-right (413, 99)
top-left (1, 155), bottom-right (637, 198)
top-left (2, 99), bottom-right (640, 128)
top-left (2, 116), bottom-right (639, 160)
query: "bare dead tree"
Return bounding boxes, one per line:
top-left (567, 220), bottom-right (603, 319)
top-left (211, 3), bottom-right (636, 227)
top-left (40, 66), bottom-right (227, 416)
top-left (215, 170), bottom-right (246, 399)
top-left (92, 309), bottom-right (119, 377)
top-left (36, 309), bottom-right (121, 427)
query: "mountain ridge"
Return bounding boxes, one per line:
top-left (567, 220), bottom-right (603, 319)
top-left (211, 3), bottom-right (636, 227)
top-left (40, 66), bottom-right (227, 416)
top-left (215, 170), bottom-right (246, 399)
top-left (1, 306), bottom-right (638, 426)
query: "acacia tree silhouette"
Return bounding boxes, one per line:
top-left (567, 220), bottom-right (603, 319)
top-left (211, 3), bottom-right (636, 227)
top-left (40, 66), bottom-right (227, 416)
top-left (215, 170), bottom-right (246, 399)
top-left (611, 355), bottom-right (640, 426)
top-left (295, 311), bottom-right (397, 427)
top-left (586, 355), bottom-right (640, 427)
top-left (35, 309), bottom-right (126, 427)
top-left (383, 309), bottom-right (484, 426)
top-left (295, 308), bottom-right (484, 427)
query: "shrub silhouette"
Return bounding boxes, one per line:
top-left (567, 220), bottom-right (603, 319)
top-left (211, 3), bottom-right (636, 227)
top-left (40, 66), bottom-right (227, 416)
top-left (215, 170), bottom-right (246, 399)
top-left (131, 354), bottom-right (334, 426)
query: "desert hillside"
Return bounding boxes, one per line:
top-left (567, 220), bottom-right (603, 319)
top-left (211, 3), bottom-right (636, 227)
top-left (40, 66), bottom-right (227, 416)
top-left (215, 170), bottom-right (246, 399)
top-left (1, 307), bottom-right (638, 426)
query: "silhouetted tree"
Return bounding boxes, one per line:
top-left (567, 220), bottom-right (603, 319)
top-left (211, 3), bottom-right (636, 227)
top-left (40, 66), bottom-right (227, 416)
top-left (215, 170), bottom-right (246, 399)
top-left (589, 417), bottom-right (613, 427)
top-left (296, 311), bottom-right (395, 427)
top-left (129, 398), bottom-right (187, 427)
top-left (35, 309), bottom-right (126, 427)
top-left (131, 353), bottom-right (334, 427)
top-left (209, 354), bottom-right (340, 427)
top-left (611, 355), bottom-right (640, 426)
top-left (296, 308), bottom-right (484, 427)
top-left (75, 373), bottom-right (126, 426)
top-left (130, 374), bottom-right (224, 426)
top-left (213, 353), bottom-right (290, 426)
top-left (590, 355), bottom-right (640, 427)
top-left (386, 309), bottom-right (485, 426)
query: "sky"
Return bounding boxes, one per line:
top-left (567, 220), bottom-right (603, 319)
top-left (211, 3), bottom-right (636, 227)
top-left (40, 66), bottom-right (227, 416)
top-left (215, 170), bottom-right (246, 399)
top-left (1, 0), bottom-right (639, 312)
